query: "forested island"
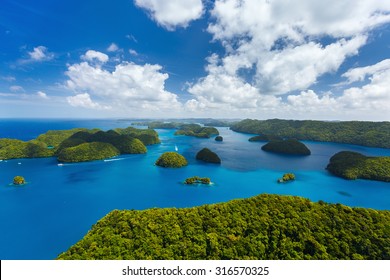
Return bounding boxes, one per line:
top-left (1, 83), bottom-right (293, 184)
top-left (261, 139), bottom-right (311, 155)
top-left (174, 124), bottom-right (219, 138)
top-left (326, 151), bottom-right (390, 182)
top-left (0, 126), bottom-right (160, 162)
top-left (278, 173), bottom-right (296, 183)
top-left (196, 148), bottom-right (221, 164)
top-left (155, 152), bottom-right (188, 168)
top-left (184, 176), bottom-right (211, 185)
top-left (231, 119), bottom-right (390, 148)
top-left (249, 135), bottom-right (282, 142)
top-left (57, 194), bottom-right (390, 260)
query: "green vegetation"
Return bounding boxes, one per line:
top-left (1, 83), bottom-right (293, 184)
top-left (0, 139), bottom-right (54, 159)
top-left (155, 152), bottom-right (188, 168)
top-left (57, 194), bottom-right (390, 260)
top-left (0, 126), bottom-right (156, 162)
top-left (278, 173), bottom-right (296, 183)
top-left (249, 135), bottom-right (283, 142)
top-left (326, 151), bottom-right (390, 182)
top-left (231, 119), bottom-right (390, 148)
top-left (184, 176), bottom-right (211, 185)
top-left (261, 139), bottom-right (311, 155)
top-left (215, 136), bottom-right (223, 142)
top-left (114, 127), bottom-right (160, 145)
top-left (175, 124), bottom-right (219, 138)
top-left (13, 176), bottom-right (25, 185)
top-left (196, 148), bottom-right (221, 164)
top-left (57, 142), bottom-right (120, 163)
top-left (35, 128), bottom-right (98, 148)
top-left (146, 121), bottom-right (181, 129)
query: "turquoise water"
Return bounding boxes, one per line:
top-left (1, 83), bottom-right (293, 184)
top-left (0, 120), bottom-right (389, 259)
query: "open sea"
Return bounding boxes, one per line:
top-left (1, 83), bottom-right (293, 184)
top-left (0, 119), bottom-right (389, 259)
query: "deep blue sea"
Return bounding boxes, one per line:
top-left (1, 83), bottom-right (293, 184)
top-left (0, 119), bottom-right (389, 259)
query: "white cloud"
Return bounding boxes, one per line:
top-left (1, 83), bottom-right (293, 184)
top-left (107, 43), bottom-right (119, 52)
top-left (339, 63), bottom-right (390, 111)
top-left (185, 0), bottom-right (390, 118)
top-left (67, 93), bottom-right (110, 110)
top-left (37, 91), bottom-right (49, 99)
top-left (134, 0), bottom-right (204, 30)
top-left (129, 49), bottom-right (138, 56)
top-left (66, 52), bottom-right (181, 114)
top-left (18, 46), bottom-right (54, 64)
top-left (342, 59), bottom-right (390, 83)
top-left (9, 85), bottom-right (24, 92)
top-left (81, 50), bottom-right (109, 63)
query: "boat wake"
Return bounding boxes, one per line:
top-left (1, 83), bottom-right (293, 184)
top-left (104, 158), bottom-right (124, 162)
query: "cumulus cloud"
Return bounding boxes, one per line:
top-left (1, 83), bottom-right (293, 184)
top-left (18, 46), bottom-right (54, 64)
top-left (67, 93), bottom-right (109, 109)
top-left (187, 0), bottom-right (390, 115)
top-left (134, 0), bottom-right (204, 30)
top-left (129, 49), bottom-right (138, 56)
top-left (342, 59), bottom-right (390, 83)
top-left (107, 43), bottom-right (119, 52)
top-left (37, 91), bottom-right (49, 99)
top-left (66, 50), bottom-right (181, 113)
top-left (28, 46), bottom-right (54, 61)
top-left (81, 50), bottom-right (109, 63)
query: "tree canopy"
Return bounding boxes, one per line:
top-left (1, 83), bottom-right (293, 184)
top-left (57, 194), bottom-right (390, 260)
top-left (155, 152), bottom-right (188, 168)
top-left (231, 119), bottom-right (390, 148)
top-left (261, 139), bottom-right (311, 155)
top-left (326, 151), bottom-right (390, 182)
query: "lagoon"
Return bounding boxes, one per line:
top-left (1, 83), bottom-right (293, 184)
top-left (0, 119), bottom-right (389, 259)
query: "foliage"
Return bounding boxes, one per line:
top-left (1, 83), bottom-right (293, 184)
top-left (57, 194), bottom-right (390, 260)
top-left (147, 122), bottom-right (182, 129)
top-left (114, 127), bottom-right (160, 145)
top-left (278, 173), bottom-right (296, 183)
top-left (13, 176), bottom-right (25, 185)
top-left (57, 142), bottom-right (120, 163)
top-left (196, 148), bottom-right (221, 164)
top-left (215, 136), bottom-right (223, 142)
top-left (249, 135), bottom-right (283, 142)
top-left (184, 176), bottom-right (211, 185)
top-left (36, 128), bottom-right (98, 148)
top-left (326, 151), bottom-right (390, 182)
top-left (174, 124), bottom-right (219, 138)
top-left (155, 152), bottom-right (188, 168)
top-left (231, 119), bottom-right (390, 148)
top-left (261, 139), bottom-right (311, 155)
top-left (0, 139), bottom-right (54, 160)
top-left (0, 126), bottom-right (154, 161)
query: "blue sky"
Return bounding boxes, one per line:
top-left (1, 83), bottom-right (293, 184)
top-left (1, 0), bottom-right (390, 120)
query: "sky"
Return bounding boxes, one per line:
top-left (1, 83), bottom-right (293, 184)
top-left (1, 0), bottom-right (390, 120)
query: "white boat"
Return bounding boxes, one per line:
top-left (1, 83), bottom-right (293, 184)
top-left (175, 145), bottom-right (178, 151)
top-left (57, 163), bottom-right (64, 166)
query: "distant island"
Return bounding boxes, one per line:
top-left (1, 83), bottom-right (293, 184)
top-left (13, 176), bottom-right (25, 185)
top-left (231, 119), bottom-right (390, 148)
top-left (155, 152), bottom-right (188, 168)
top-left (278, 173), bottom-right (296, 183)
top-left (57, 194), bottom-right (390, 260)
top-left (174, 124), bottom-right (219, 138)
top-left (184, 176), bottom-right (211, 185)
top-left (249, 135), bottom-right (282, 142)
top-left (261, 139), bottom-right (311, 155)
top-left (196, 148), bottom-right (221, 164)
top-left (326, 151), bottom-right (390, 182)
top-left (0, 126), bottom-right (159, 163)
top-left (215, 136), bottom-right (223, 142)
